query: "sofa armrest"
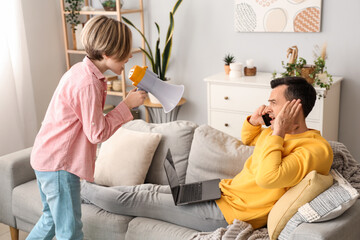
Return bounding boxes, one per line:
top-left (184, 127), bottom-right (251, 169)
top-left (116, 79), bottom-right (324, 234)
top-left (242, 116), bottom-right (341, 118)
top-left (0, 147), bottom-right (35, 228)
top-left (290, 199), bottom-right (360, 240)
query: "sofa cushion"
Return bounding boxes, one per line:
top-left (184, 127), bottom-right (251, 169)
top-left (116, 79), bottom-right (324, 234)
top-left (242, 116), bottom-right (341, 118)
top-left (123, 120), bottom-right (198, 185)
top-left (12, 179), bottom-right (42, 225)
top-left (94, 127), bottom-right (162, 186)
top-left (82, 203), bottom-right (134, 240)
top-left (286, 200), bottom-right (360, 240)
top-left (125, 217), bottom-right (197, 240)
top-left (267, 170), bottom-right (333, 240)
top-left (185, 125), bottom-right (254, 183)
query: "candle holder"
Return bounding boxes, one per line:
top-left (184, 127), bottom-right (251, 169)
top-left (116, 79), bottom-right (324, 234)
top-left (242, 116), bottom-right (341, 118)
top-left (244, 67), bottom-right (257, 76)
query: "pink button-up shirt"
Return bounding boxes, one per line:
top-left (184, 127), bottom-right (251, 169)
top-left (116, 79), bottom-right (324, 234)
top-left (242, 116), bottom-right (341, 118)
top-left (31, 57), bottom-right (133, 181)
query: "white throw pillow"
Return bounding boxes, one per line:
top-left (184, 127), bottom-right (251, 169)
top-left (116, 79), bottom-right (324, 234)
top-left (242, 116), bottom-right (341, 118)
top-left (94, 127), bottom-right (162, 186)
top-left (122, 120), bottom-right (198, 185)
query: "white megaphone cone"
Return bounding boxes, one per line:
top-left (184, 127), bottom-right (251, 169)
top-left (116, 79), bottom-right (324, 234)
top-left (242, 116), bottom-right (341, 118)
top-left (128, 66), bottom-right (184, 113)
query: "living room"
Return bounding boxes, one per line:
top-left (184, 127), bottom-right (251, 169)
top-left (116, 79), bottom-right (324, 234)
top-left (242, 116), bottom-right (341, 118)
top-left (1, 0), bottom-right (360, 240)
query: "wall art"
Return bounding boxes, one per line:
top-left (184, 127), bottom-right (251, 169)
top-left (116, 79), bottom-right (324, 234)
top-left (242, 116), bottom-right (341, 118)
top-left (234, 0), bottom-right (322, 32)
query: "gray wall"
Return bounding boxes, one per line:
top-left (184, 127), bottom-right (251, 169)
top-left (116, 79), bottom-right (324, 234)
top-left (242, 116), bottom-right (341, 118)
top-left (25, 0), bottom-right (360, 161)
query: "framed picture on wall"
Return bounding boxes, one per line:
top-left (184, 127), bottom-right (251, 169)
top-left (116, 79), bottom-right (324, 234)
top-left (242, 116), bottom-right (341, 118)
top-left (234, 0), bottom-right (322, 32)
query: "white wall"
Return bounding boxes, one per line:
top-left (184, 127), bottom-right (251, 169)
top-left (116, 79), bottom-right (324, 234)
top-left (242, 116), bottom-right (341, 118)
top-left (142, 0), bottom-right (360, 161)
top-left (21, 0), bottom-right (66, 131)
top-left (23, 0), bottom-right (360, 161)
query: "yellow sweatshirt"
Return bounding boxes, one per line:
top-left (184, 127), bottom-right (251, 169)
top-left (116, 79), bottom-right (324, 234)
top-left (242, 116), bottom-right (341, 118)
top-left (216, 117), bottom-right (333, 229)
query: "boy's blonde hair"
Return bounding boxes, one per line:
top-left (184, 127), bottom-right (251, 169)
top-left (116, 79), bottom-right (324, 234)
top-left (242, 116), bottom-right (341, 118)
top-left (81, 15), bottom-right (132, 61)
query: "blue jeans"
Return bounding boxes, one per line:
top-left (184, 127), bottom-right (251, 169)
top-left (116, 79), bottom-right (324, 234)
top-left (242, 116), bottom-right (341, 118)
top-left (26, 170), bottom-right (83, 240)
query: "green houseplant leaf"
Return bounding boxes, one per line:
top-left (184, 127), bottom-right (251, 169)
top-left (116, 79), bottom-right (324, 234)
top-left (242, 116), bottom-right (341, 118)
top-left (65, 0), bottom-right (83, 30)
top-left (161, 12), bottom-right (175, 80)
top-left (122, 0), bottom-right (182, 80)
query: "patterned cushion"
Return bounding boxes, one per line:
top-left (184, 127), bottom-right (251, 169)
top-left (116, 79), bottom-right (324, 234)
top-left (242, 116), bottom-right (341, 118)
top-left (279, 169), bottom-right (360, 240)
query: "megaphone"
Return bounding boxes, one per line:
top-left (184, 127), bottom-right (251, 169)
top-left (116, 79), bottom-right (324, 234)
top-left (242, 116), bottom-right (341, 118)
top-left (128, 66), bottom-right (184, 113)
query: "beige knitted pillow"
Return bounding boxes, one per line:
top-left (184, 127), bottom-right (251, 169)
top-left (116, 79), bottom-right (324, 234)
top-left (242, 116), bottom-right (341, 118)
top-left (267, 170), bottom-right (333, 240)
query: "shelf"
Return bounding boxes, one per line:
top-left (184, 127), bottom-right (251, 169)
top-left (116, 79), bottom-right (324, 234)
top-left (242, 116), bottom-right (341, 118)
top-left (107, 91), bottom-right (125, 97)
top-left (63, 9), bottom-right (142, 16)
top-left (66, 48), bottom-right (142, 55)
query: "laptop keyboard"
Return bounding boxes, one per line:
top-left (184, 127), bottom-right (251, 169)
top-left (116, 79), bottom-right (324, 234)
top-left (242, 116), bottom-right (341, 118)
top-left (179, 182), bottom-right (202, 203)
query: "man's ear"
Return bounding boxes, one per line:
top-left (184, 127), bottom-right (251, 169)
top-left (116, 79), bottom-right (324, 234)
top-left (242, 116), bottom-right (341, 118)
top-left (297, 104), bottom-right (305, 121)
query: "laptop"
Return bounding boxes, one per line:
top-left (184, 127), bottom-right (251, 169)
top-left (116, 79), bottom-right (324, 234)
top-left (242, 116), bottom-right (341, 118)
top-left (163, 149), bottom-right (221, 206)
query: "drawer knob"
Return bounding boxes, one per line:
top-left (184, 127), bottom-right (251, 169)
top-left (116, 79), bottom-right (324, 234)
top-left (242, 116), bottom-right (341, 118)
top-left (224, 96), bottom-right (229, 100)
top-left (224, 123), bottom-right (229, 127)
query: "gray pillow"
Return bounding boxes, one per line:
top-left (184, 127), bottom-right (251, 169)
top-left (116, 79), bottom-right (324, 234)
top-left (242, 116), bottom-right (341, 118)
top-left (123, 120), bottom-right (198, 185)
top-left (185, 125), bottom-right (254, 183)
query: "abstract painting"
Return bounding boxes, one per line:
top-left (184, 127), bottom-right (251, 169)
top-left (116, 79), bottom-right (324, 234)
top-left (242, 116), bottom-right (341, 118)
top-left (234, 0), bottom-right (322, 32)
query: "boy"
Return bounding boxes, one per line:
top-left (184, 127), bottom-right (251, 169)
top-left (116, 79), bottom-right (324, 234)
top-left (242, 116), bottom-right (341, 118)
top-left (27, 16), bottom-right (146, 239)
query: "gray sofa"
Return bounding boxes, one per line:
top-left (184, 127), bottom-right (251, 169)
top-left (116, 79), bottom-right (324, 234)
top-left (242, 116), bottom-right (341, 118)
top-left (1, 120), bottom-right (360, 240)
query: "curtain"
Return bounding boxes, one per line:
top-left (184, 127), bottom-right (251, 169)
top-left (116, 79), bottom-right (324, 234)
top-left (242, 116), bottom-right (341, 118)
top-left (0, 0), bottom-right (38, 155)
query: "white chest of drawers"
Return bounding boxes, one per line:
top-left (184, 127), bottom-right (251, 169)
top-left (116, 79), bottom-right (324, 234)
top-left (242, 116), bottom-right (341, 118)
top-left (204, 72), bottom-right (343, 141)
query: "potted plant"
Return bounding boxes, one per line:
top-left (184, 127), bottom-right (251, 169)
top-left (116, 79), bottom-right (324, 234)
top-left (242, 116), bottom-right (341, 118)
top-left (122, 0), bottom-right (183, 81)
top-left (100, 0), bottom-right (123, 11)
top-left (223, 53), bottom-right (235, 75)
top-left (274, 45), bottom-right (333, 98)
top-left (310, 56), bottom-right (333, 91)
top-left (65, 0), bottom-right (84, 50)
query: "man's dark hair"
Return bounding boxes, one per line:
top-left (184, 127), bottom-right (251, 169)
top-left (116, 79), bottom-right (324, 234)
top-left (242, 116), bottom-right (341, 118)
top-left (270, 76), bottom-right (316, 117)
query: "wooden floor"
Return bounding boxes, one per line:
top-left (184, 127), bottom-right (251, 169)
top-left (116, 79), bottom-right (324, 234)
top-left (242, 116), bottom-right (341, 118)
top-left (0, 223), bottom-right (28, 240)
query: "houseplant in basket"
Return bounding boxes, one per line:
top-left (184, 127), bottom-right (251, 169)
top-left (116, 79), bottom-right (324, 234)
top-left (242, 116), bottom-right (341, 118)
top-left (99, 0), bottom-right (123, 11)
top-left (273, 45), bottom-right (333, 98)
top-left (122, 0), bottom-right (182, 81)
top-left (122, 0), bottom-right (183, 103)
top-left (223, 53), bottom-right (235, 75)
top-left (65, 0), bottom-right (84, 50)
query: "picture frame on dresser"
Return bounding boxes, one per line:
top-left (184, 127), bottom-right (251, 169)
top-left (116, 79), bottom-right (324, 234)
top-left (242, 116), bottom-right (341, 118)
top-left (204, 72), bottom-right (343, 141)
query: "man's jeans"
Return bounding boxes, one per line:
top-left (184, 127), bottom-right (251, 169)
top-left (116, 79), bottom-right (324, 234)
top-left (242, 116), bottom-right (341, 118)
top-left (26, 170), bottom-right (83, 240)
top-left (81, 182), bottom-right (228, 232)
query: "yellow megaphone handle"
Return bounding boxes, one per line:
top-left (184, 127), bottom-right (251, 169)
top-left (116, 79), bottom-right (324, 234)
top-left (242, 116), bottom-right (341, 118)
top-left (128, 65), bottom-right (148, 86)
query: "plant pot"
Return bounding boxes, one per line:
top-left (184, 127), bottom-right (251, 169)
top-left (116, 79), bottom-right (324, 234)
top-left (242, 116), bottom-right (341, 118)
top-left (316, 73), bottom-right (328, 83)
top-left (100, 0), bottom-right (123, 11)
top-left (224, 65), bottom-right (230, 75)
top-left (301, 65), bottom-right (315, 84)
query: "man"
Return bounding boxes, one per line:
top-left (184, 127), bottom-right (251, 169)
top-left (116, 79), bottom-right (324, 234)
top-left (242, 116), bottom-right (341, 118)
top-left (81, 76), bottom-right (333, 232)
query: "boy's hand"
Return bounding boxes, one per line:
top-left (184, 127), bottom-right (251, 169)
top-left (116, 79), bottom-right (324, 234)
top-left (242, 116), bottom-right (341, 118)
top-left (272, 99), bottom-right (302, 138)
top-left (123, 88), bottom-right (147, 109)
top-left (249, 105), bottom-right (268, 126)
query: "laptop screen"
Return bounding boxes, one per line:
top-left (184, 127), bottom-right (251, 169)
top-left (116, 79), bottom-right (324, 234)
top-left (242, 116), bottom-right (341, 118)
top-left (163, 149), bottom-right (180, 189)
